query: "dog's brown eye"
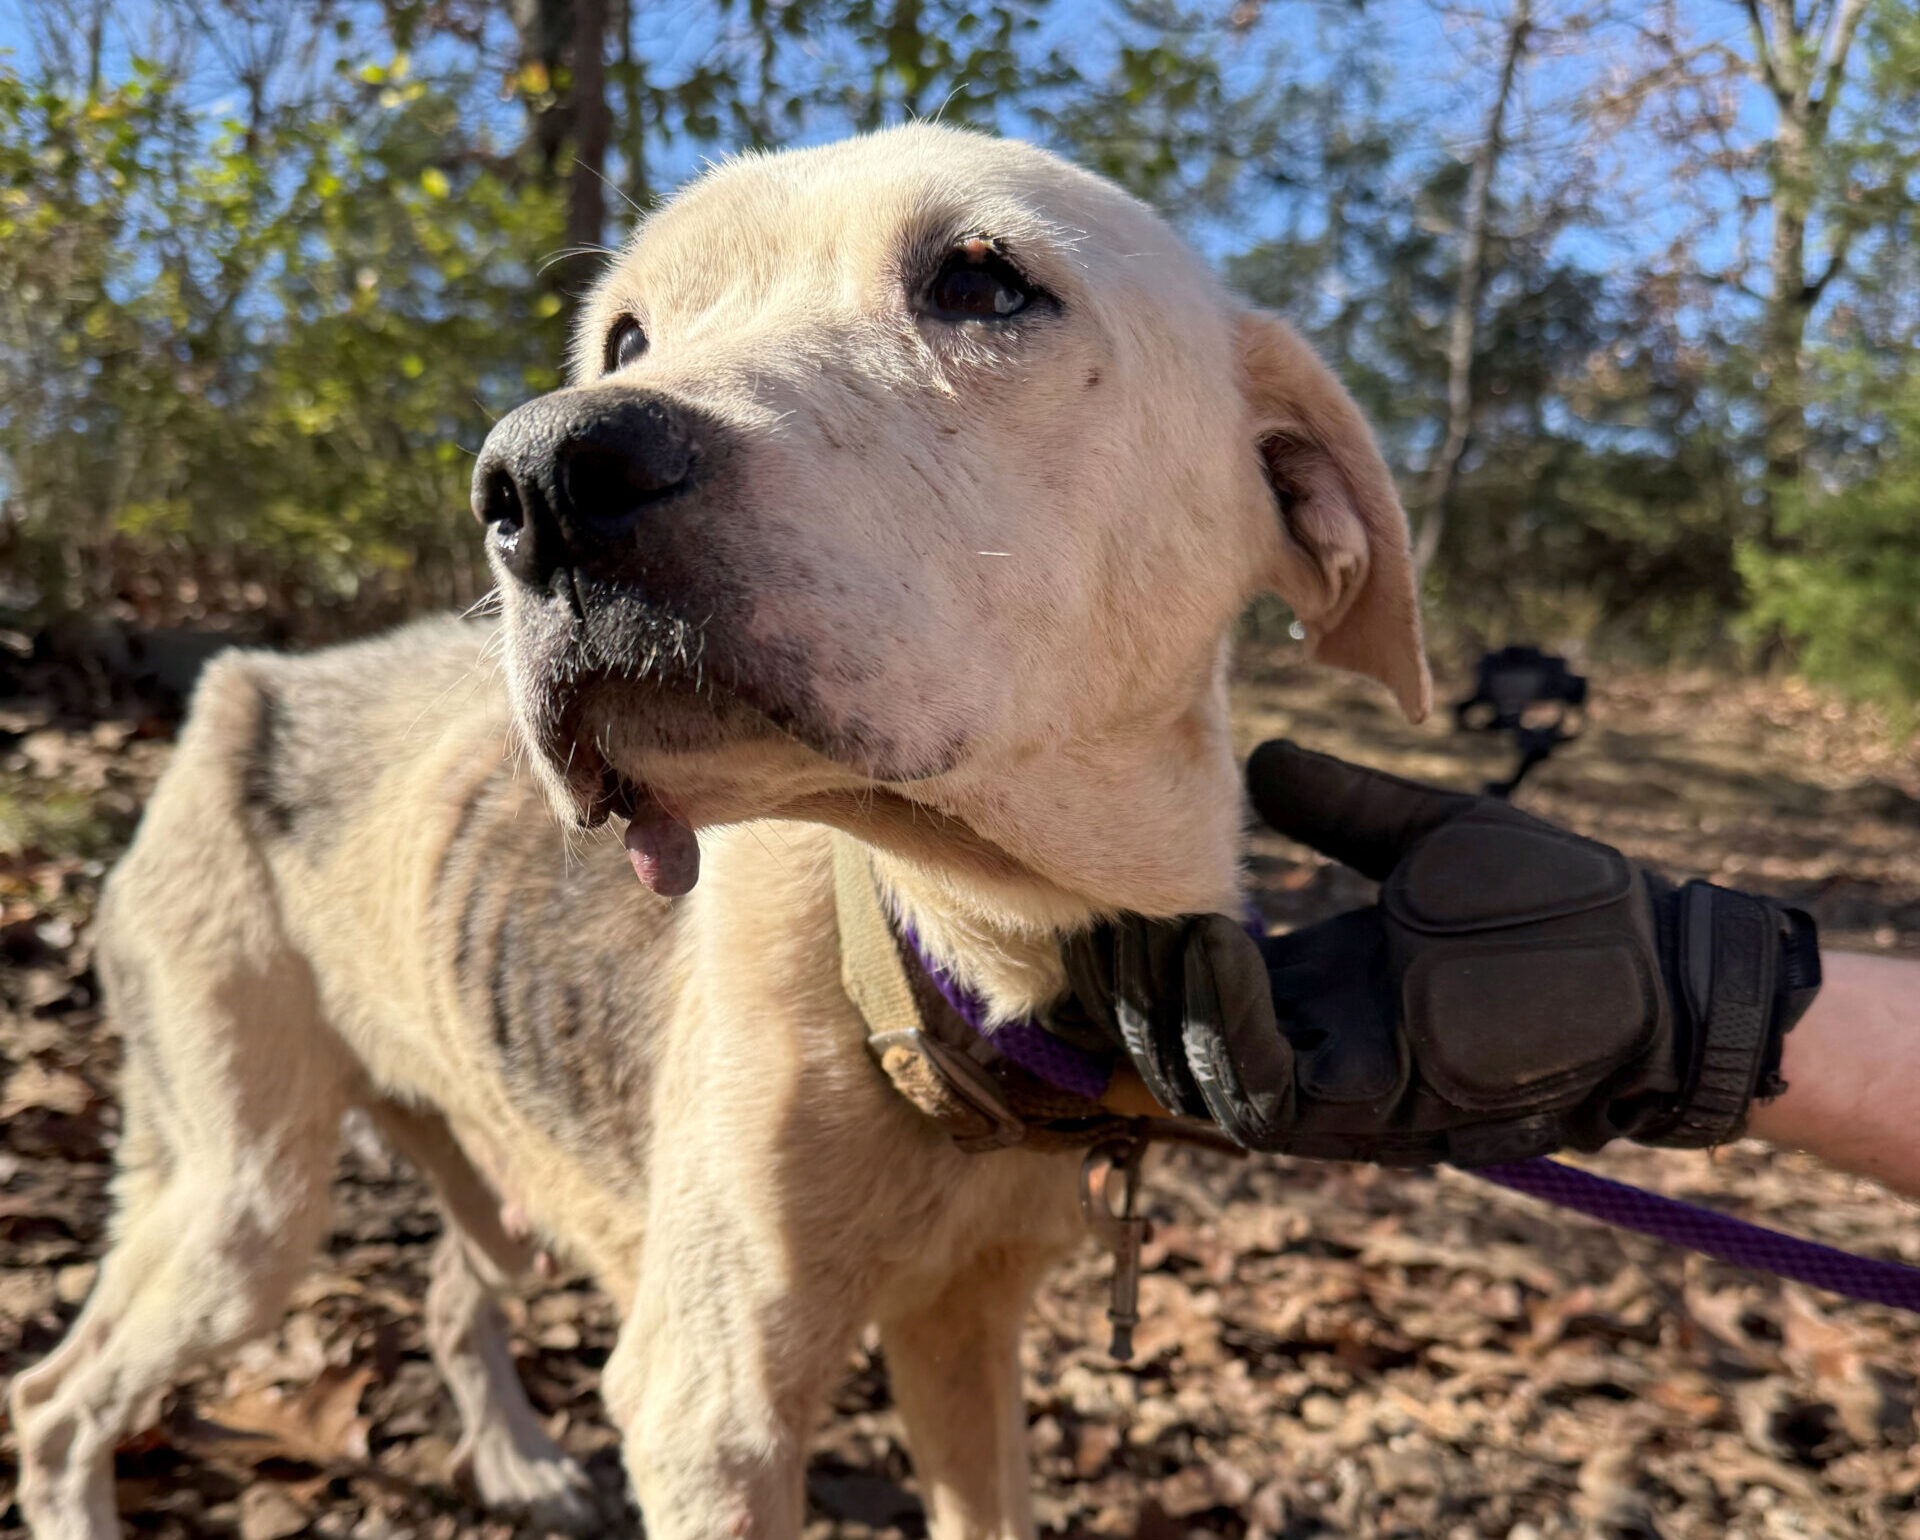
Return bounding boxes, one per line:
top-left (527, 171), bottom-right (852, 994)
top-left (921, 242), bottom-right (1037, 322)
top-left (604, 317), bottom-right (648, 373)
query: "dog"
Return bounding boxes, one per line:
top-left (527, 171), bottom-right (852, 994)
top-left (9, 124), bottom-right (1429, 1540)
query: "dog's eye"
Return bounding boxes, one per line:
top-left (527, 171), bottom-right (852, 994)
top-left (604, 317), bottom-right (648, 373)
top-left (920, 242), bottom-right (1037, 322)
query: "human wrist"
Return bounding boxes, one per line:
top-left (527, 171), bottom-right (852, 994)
top-left (1747, 952), bottom-right (1918, 1195)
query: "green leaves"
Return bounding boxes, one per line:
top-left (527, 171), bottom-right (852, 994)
top-left (0, 43), bottom-right (567, 623)
top-left (1741, 362), bottom-right (1920, 723)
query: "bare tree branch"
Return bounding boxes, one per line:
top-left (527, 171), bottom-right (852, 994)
top-left (1805, 217), bottom-right (1862, 301)
top-left (1692, 268), bottom-right (1770, 304)
top-left (1812, 0), bottom-right (1872, 117)
top-left (1416, 0), bottom-right (1532, 574)
top-left (1738, 0), bottom-right (1785, 97)
top-left (1764, 0), bottom-right (1801, 93)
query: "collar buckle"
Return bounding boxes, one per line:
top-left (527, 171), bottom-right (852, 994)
top-left (866, 1027), bottom-right (1028, 1152)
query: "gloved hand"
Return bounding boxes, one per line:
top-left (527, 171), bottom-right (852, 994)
top-left (1058, 741), bottom-right (1822, 1163)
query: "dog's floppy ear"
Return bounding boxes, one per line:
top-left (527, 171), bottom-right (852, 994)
top-left (1237, 310), bottom-right (1431, 721)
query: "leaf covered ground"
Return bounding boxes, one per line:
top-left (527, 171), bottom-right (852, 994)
top-left (4, 649), bottom-right (1920, 1540)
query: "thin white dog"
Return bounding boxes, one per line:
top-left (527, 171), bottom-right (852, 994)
top-left (10, 125), bottom-right (1428, 1540)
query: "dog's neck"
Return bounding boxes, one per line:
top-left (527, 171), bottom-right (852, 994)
top-left (838, 684), bottom-right (1246, 1023)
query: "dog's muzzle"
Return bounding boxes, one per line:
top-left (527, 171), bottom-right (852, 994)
top-left (473, 387), bottom-right (742, 898)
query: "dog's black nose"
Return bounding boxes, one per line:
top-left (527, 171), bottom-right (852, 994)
top-left (472, 389), bottom-right (698, 589)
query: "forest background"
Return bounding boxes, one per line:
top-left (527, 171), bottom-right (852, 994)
top-left (2, 0), bottom-right (1917, 716)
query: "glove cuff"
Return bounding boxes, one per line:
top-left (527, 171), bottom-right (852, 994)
top-left (1650, 882), bottom-right (1821, 1149)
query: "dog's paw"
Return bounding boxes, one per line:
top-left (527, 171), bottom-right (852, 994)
top-left (454, 1427), bottom-right (606, 1534)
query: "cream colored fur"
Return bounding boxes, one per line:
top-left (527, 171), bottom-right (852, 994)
top-left (10, 125), bottom-right (1428, 1540)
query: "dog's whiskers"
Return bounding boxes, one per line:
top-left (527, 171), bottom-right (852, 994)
top-left (463, 587), bottom-right (504, 622)
top-left (574, 156), bottom-right (646, 220)
top-left (538, 242), bottom-right (623, 276)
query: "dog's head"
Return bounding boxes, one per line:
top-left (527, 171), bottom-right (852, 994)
top-left (475, 126), bottom-right (1428, 910)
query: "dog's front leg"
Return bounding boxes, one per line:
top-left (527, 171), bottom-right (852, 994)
top-left (877, 1244), bottom-right (1056, 1540)
top-left (601, 1189), bottom-right (859, 1540)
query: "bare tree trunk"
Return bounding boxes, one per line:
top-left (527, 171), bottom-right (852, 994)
top-left (618, 0), bottom-right (648, 213)
top-left (512, 0), bottom-right (613, 300)
top-left (511, 0), bottom-right (575, 175)
top-left (567, 0), bottom-right (611, 261)
top-left (83, 0), bottom-right (104, 101)
top-left (1414, 0), bottom-right (1532, 575)
top-left (1761, 110), bottom-right (1811, 497)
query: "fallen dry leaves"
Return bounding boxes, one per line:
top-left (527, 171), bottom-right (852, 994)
top-left (181, 1366), bottom-right (376, 1471)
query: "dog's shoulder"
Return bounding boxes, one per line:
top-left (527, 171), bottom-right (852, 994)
top-left (170, 616), bottom-right (504, 843)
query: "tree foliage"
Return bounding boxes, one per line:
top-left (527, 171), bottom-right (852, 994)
top-left (0, 34), bottom-right (565, 629)
top-left (1742, 358), bottom-right (1920, 719)
top-left (1, 0), bottom-right (1916, 712)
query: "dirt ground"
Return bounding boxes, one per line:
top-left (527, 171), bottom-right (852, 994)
top-left (4, 643), bottom-right (1920, 1540)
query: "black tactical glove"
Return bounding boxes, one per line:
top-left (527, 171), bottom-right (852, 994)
top-left (1059, 741), bottom-right (1822, 1164)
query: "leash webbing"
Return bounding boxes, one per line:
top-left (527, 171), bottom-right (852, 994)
top-left (1470, 1157), bottom-right (1920, 1312)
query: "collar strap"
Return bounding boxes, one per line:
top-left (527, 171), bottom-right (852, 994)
top-left (833, 833), bottom-right (1198, 1153)
top-left (832, 833), bottom-right (1246, 1156)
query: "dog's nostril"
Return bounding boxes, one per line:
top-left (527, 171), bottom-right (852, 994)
top-left (476, 467), bottom-right (524, 533)
top-left (560, 442), bottom-right (690, 528)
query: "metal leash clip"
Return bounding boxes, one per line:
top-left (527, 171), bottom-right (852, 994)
top-left (1079, 1133), bottom-right (1149, 1361)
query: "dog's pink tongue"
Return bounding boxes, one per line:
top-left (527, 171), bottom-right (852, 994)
top-left (622, 803), bottom-right (700, 897)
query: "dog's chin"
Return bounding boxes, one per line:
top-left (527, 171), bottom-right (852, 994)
top-left (519, 664), bottom-right (970, 898)
top-left (514, 673), bottom-right (754, 896)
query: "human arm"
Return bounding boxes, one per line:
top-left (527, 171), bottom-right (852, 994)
top-left (1748, 951), bottom-right (1920, 1197)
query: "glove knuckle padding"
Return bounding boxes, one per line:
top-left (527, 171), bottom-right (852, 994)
top-left (1113, 917), bottom-right (1206, 1117)
top-left (1180, 916), bottom-right (1295, 1148)
top-left (1387, 813), bottom-right (1664, 1116)
top-left (1392, 813), bottom-right (1631, 926)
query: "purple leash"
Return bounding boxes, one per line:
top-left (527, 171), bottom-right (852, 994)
top-left (1470, 1157), bottom-right (1920, 1312)
top-left (898, 921), bottom-right (1920, 1315)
